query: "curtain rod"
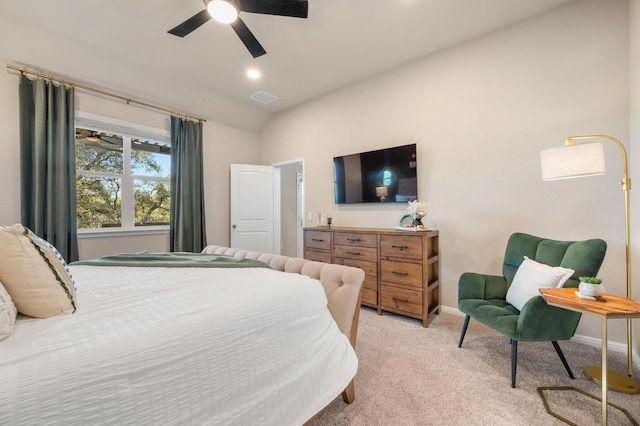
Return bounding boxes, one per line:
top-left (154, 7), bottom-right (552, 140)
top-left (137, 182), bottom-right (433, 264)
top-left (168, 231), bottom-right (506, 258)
top-left (6, 64), bottom-right (206, 123)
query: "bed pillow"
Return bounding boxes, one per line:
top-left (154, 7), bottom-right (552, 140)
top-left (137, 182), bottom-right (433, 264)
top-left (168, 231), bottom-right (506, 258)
top-left (0, 224), bottom-right (77, 318)
top-left (0, 283), bottom-right (17, 342)
top-left (506, 256), bottom-right (574, 311)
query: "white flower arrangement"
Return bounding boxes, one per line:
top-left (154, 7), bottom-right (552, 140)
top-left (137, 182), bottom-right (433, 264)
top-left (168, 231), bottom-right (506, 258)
top-left (407, 200), bottom-right (428, 219)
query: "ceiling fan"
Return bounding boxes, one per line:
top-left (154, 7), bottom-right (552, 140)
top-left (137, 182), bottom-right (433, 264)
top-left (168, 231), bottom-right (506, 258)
top-left (168, 0), bottom-right (309, 58)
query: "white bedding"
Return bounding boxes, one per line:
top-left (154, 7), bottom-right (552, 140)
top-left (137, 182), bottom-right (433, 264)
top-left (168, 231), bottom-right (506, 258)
top-left (0, 265), bottom-right (358, 425)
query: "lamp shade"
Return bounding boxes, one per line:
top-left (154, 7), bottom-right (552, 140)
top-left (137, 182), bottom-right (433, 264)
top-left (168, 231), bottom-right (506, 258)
top-left (376, 186), bottom-right (388, 197)
top-left (540, 141), bottom-right (605, 181)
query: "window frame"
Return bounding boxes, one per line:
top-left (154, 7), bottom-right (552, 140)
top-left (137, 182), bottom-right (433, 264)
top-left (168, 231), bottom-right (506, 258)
top-left (75, 112), bottom-right (171, 238)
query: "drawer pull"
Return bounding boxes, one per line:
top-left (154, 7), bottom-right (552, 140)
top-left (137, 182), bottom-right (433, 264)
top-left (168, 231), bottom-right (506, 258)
top-left (347, 251), bottom-right (361, 256)
top-left (311, 238), bottom-right (325, 242)
top-left (392, 271), bottom-right (409, 276)
top-left (392, 245), bottom-right (409, 250)
top-left (347, 238), bottom-right (361, 242)
top-left (392, 297), bottom-right (409, 304)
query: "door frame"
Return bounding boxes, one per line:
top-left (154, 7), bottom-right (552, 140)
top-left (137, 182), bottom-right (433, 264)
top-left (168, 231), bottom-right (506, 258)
top-left (296, 172), bottom-right (304, 258)
top-left (272, 158), bottom-right (305, 257)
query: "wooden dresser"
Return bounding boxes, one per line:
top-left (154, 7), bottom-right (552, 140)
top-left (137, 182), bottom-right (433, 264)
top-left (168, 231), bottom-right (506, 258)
top-left (304, 226), bottom-right (439, 327)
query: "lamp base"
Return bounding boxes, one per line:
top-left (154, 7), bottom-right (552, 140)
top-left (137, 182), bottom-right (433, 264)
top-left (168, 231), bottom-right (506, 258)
top-left (583, 365), bottom-right (640, 394)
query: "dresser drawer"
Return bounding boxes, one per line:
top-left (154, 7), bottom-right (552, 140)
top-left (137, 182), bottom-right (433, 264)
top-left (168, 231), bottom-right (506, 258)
top-left (304, 249), bottom-right (331, 263)
top-left (381, 285), bottom-right (422, 316)
top-left (380, 235), bottom-right (422, 260)
top-left (362, 288), bottom-right (378, 306)
top-left (381, 260), bottom-right (422, 288)
top-left (362, 274), bottom-right (377, 290)
top-left (334, 257), bottom-right (377, 277)
top-left (305, 231), bottom-right (332, 251)
top-left (333, 232), bottom-right (377, 248)
top-left (333, 245), bottom-right (377, 262)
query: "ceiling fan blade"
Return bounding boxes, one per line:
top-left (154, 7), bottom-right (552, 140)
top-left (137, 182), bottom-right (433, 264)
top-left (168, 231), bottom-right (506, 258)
top-left (230, 17), bottom-right (266, 58)
top-left (168, 9), bottom-right (212, 37)
top-left (239, 0), bottom-right (308, 18)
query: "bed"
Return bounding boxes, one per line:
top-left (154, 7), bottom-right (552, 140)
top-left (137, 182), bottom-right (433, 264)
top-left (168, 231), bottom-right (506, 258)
top-left (0, 231), bottom-right (365, 426)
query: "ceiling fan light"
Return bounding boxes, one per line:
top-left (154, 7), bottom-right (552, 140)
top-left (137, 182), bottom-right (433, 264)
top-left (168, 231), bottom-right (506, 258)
top-left (207, 0), bottom-right (239, 24)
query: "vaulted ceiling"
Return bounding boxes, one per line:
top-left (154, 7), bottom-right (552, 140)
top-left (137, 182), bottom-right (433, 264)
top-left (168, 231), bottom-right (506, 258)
top-left (1, 0), bottom-right (572, 131)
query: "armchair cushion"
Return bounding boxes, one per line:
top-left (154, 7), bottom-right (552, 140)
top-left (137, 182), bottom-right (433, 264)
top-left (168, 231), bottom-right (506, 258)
top-left (505, 257), bottom-right (574, 310)
top-left (458, 272), bottom-right (508, 301)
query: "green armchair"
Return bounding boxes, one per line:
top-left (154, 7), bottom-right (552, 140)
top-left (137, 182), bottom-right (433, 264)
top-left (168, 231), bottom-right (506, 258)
top-left (458, 232), bottom-right (607, 388)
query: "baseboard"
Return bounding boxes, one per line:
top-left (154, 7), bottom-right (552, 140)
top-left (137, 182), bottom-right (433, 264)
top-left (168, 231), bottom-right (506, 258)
top-left (439, 305), bottom-right (640, 371)
top-left (570, 333), bottom-right (640, 371)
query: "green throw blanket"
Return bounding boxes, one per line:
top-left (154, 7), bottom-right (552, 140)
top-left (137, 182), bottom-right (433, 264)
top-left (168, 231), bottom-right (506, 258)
top-left (70, 251), bottom-right (270, 269)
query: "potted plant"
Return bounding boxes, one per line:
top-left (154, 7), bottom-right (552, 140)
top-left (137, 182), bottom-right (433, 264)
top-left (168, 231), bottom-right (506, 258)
top-left (578, 276), bottom-right (605, 297)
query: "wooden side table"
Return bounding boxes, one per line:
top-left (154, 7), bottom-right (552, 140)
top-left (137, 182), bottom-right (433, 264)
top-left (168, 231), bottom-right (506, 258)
top-left (539, 287), bottom-right (640, 425)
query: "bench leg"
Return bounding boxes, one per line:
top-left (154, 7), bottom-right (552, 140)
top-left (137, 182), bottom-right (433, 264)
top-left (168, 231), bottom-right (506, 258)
top-left (341, 379), bottom-right (355, 404)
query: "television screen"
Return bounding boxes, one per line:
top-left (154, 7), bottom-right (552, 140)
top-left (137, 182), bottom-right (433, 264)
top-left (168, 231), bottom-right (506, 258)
top-left (333, 143), bottom-right (417, 204)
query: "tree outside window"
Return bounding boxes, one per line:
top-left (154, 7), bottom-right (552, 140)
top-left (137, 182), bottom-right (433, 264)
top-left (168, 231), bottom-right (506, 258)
top-left (76, 127), bottom-right (170, 230)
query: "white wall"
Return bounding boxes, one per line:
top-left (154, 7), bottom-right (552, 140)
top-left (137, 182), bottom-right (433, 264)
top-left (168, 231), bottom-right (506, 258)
top-left (0, 12), bottom-right (260, 259)
top-left (260, 1), bottom-right (632, 345)
top-left (202, 122), bottom-right (261, 248)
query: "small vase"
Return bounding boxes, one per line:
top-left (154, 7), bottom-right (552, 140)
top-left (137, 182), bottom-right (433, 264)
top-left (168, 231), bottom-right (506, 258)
top-left (578, 281), bottom-right (605, 297)
top-left (411, 217), bottom-right (423, 228)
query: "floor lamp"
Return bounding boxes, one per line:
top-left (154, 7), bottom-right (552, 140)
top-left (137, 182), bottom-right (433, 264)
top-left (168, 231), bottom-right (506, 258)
top-left (540, 134), bottom-right (639, 394)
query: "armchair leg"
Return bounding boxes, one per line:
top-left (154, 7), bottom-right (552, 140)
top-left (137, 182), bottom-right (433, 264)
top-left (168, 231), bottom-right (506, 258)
top-left (458, 315), bottom-right (470, 348)
top-left (551, 341), bottom-right (575, 379)
top-left (511, 340), bottom-right (518, 388)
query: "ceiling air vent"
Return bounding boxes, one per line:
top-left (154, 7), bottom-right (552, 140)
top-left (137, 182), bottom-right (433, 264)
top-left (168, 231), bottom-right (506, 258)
top-left (249, 90), bottom-right (278, 104)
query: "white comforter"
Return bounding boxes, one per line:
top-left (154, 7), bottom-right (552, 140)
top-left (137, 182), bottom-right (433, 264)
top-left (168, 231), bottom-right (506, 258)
top-left (0, 265), bottom-right (358, 425)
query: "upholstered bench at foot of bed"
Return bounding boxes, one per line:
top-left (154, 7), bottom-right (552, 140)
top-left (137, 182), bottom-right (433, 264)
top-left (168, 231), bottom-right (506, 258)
top-left (201, 245), bottom-right (365, 404)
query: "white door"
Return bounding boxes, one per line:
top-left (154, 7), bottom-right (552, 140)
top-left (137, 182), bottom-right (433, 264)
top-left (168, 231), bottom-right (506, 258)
top-left (230, 164), bottom-right (274, 252)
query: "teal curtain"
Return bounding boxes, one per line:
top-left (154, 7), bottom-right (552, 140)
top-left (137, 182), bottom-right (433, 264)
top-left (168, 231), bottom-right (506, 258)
top-left (19, 74), bottom-right (78, 262)
top-left (170, 116), bottom-right (207, 252)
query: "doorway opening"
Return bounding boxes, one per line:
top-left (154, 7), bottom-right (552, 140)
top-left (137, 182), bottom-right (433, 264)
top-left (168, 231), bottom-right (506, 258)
top-left (273, 159), bottom-right (304, 258)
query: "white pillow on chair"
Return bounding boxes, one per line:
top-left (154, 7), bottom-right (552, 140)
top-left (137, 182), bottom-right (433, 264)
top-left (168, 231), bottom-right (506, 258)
top-left (506, 256), bottom-right (574, 311)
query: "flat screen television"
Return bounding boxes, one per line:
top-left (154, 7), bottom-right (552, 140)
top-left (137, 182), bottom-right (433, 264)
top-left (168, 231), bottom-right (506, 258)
top-left (333, 143), bottom-right (417, 204)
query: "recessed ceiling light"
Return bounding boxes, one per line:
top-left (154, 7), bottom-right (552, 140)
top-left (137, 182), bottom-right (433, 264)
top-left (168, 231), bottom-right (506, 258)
top-left (246, 68), bottom-right (261, 80)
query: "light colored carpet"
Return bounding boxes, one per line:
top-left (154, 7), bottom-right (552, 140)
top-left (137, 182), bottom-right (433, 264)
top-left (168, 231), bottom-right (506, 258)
top-left (314, 308), bottom-right (640, 425)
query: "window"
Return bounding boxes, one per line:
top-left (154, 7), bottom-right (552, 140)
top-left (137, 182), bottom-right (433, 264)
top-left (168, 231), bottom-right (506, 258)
top-left (75, 114), bottom-right (171, 234)
top-left (381, 169), bottom-right (394, 186)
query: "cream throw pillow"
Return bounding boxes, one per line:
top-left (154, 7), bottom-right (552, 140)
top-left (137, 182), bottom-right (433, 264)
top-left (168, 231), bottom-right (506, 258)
top-left (0, 224), bottom-right (77, 318)
top-left (506, 256), bottom-right (574, 311)
top-left (0, 283), bottom-right (17, 342)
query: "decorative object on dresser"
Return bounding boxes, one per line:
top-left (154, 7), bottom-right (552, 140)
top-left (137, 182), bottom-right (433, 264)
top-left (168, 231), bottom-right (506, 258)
top-left (304, 226), bottom-right (439, 327)
top-left (406, 200), bottom-right (428, 228)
